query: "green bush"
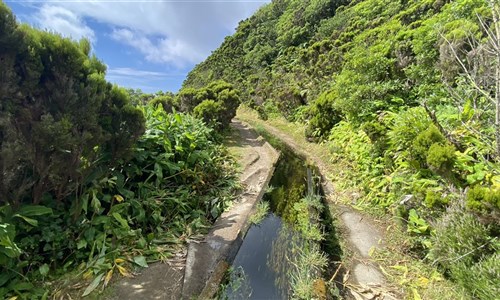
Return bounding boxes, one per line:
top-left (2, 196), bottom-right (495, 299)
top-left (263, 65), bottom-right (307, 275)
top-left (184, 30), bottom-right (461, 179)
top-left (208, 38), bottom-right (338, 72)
top-left (305, 91), bottom-right (343, 140)
top-left (451, 252), bottom-right (500, 300)
top-left (426, 143), bottom-right (456, 173)
top-left (149, 94), bottom-right (177, 112)
top-left (0, 4), bottom-right (145, 206)
top-left (466, 185), bottom-right (500, 212)
top-left (424, 190), bottom-right (449, 208)
top-left (0, 106), bottom-right (239, 298)
top-left (177, 80), bottom-right (240, 131)
top-left (387, 107), bottom-right (432, 154)
top-left (412, 125), bottom-right (446, 166)
top-left (430, 204), bottom-right (498, 299)
top-left (193, 100), bottom-right (224, 130)
top-left (431, 207), bottom-right (491, 267)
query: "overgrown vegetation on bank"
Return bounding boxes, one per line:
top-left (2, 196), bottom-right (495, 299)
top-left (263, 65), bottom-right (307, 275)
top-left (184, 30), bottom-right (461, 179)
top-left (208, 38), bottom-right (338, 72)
top-left (185, 0), bottom-right (500, 298)
top-left (0, 4), bottom-right (240, 298)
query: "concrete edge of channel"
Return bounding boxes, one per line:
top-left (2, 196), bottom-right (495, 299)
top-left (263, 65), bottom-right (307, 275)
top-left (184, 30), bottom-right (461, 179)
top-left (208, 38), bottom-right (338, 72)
top-left (181, 139), bottom-right (280, 299)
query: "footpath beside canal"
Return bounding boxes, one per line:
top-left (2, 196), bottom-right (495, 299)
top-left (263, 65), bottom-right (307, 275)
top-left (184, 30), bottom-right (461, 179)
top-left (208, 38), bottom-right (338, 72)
top-left (236, 109), bottom-right (401, 300)
top-left (181, 119), bottom-right (280, 299)
top-left (108, 117), bottom-right (396, 299)
top-left (107, 119), bottom-right (279, 300)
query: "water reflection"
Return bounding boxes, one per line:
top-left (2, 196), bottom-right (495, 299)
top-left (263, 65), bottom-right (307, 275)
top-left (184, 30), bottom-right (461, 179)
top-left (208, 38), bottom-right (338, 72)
top-left (224, 214), bottom-right (285, 299)
top-left (223, 147), bottom-right (340, 299)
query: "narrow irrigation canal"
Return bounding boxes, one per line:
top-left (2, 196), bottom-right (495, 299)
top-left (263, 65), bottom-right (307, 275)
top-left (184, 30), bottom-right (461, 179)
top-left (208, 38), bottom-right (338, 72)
top-left (221, 146), bottom-right (342, 299)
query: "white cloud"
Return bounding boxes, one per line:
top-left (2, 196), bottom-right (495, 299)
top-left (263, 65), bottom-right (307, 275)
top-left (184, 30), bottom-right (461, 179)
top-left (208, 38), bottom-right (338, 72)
top-left (35, 5), bottom-right (95, 42)
top-left (106, 67), bottom-right (187, 93)
top-left (33, 0), bottom-right (269, 66)
top-left (107, 67), bottom-right (170, 78)
top-left (111, 28), bottom-right (203, 67)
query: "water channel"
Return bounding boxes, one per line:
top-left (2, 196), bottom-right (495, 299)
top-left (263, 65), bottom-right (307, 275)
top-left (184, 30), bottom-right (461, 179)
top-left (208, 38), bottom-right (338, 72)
top-left (222, 146), bottom-right (341, 299)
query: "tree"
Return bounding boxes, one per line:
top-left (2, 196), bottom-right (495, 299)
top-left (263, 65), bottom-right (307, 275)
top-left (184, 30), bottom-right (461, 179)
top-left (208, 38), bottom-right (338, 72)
top-left (0, 5), bottom-right (144, 205)
top-left (177, 80), bottom-right (240, 131)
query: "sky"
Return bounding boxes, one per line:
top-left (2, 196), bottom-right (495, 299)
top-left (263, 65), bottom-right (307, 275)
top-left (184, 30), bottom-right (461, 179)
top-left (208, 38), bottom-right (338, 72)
top-left (4, 0), bottom-right (270, 93)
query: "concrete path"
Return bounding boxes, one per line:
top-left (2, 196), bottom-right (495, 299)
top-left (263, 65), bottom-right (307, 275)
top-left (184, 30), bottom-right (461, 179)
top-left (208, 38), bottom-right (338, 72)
top-left (106, 120), bottom-right (279, 300)
top-left (181, 120), bottom-right (279, 299)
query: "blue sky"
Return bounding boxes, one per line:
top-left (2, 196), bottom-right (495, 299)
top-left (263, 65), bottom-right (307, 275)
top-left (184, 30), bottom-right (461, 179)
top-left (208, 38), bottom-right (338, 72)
top-left (4, 0), bottom-right (270, 93)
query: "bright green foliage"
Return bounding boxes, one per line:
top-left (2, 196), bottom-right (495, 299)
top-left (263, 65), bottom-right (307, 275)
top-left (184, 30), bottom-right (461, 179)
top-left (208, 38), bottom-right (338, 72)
top-left (0, 4), bottom-right (239, 298)
top-left (305, 90), bottom-right (342, 139)
top-left (0, 106), bottom-right (239, 298)
top-left (466, 185), bottom-right (500, 212)
top-left (183, 0), bottom-right (499, 296)
top-left (177, 81), bottom-right (240, 131)
top-left (148, 92), bottom-right (177, 113)
top-left (424, 190), bottom-right (449, 208)
top-left (426, 143), bottom-right (456, 172)
top-left (412, 125), bottom-right (447, 165)
top-left (193, 100), bottom-right (224, 129)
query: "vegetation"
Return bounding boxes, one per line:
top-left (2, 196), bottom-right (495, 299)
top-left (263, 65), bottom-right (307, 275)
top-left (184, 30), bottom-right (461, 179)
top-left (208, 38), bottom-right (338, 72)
top-left (249, 201), bottom-right (270, 225)
top-left (269, 195), bottom-right (331, 300)
top-left (177, 80), bottom-right (241, 131)
top-left (0, 4), bottom-right (239, 298)
top-left (2, 0), bottom-right (500, 297)
top-left (185, 0), bottom-right (500, 298)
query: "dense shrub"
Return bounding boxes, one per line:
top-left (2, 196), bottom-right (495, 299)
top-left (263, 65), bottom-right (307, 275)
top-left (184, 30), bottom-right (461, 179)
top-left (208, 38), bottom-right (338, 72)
top-left (193, 100), bottom-right (224, 130)
top-left (430, 203), bottom-right (498, 299)
top-left (0, 4), bottom-right (238, 297)
top-left (412, 125), bottom-right (447, 166)
top-left (149, 93), bottom-right (177, 113)
top-left (305, 91), bottom-right (343, 140)
top-left (466, 185), bottom-right (500, 212)
top-left (0, 107), bottom-right (239, 298)
top-left (177, 80), bottom-right (240, 131)
top-left (0, 4), bottom-right (145, 206)
top-left (426, 143), bottom-right (456, 173)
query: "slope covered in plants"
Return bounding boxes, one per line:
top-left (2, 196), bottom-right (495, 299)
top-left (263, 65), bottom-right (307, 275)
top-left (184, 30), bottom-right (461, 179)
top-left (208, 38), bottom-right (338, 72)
top-left (184, 0), bottom-right (499, 298)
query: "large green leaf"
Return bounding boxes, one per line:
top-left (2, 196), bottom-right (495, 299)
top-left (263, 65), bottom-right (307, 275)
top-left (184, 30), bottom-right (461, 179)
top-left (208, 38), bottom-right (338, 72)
top-left (13, 214), bottom-right (38, 226)
top-left (16, 206), bottom-right (52, 217)
top-left (82, 272), bottom-right (104, 297)
top-left (112, 213), bottom-right (129, 229)
top-left (133, 255), bottom-right (148, 268)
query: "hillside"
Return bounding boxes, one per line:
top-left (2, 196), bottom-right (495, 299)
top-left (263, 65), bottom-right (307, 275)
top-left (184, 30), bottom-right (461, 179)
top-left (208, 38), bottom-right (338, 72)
top-left (184, 0), bottom-right (500, 299)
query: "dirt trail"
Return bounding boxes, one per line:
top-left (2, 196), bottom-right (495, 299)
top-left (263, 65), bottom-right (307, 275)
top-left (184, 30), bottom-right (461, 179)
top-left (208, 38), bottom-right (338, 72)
top-left (107, 120), bottom-right (279, 300)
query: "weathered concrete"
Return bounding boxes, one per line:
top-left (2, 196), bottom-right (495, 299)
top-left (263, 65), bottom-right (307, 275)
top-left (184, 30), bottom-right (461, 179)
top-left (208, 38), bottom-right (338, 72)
top-left (106, 120), bottom-right (279, 300)
top-left (107, 255), bottom-right (185, 300)
top-left (181, 120), bottom-right (280, 299)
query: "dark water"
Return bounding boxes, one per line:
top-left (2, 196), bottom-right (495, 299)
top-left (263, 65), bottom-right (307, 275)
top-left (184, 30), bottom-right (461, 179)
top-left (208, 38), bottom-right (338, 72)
top-left (223, 147), bottom-right (341, 300)
top-left (224, 214), bottom-right (285, 299)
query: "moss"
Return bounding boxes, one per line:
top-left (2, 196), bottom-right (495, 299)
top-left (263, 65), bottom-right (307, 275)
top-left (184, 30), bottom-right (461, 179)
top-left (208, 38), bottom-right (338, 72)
top-left (426, 142), bottom-right (456, 172)
top-left (412, 125), bottom-right (446, 164)
top-left (466, 185), bottom-right (500, 212)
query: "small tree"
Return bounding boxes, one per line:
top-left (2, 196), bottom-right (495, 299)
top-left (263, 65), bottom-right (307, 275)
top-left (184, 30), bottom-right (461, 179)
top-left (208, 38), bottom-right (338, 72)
top-left (177, 80), bottom-right (241, 131)
top-left (0, 4), bottom-right (145, 205)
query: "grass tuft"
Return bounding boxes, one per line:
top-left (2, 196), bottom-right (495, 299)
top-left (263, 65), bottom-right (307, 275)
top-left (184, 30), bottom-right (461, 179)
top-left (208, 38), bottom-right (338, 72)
top-left (249, 201), bottom-right (270, 225)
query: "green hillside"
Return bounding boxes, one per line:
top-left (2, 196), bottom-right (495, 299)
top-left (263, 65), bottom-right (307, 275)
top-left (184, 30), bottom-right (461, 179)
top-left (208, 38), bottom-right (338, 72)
top-left (184, 0), bottom-right (500, 298)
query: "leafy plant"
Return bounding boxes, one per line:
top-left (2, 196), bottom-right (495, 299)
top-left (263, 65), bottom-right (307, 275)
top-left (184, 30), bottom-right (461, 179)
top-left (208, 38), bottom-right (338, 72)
top-left (249, 201), bottom-right (270, 225)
